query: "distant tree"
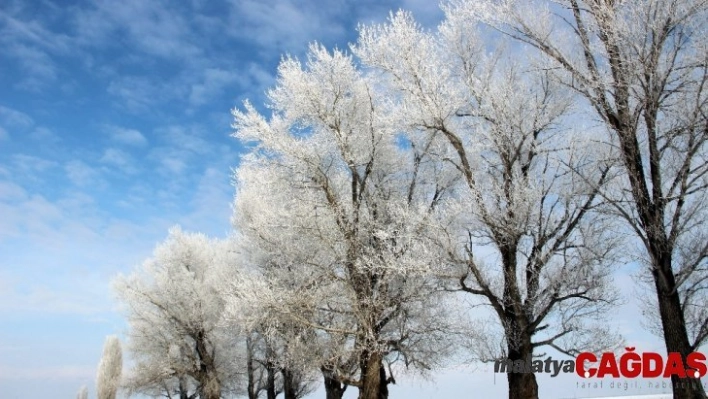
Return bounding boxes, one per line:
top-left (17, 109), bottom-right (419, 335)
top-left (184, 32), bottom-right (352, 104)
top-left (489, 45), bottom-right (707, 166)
top-left (76, 385), bottom-right (88, 399)
top-left (241, 325), bottom-right (317, 399)
top-left (113, 227), bottom-right (243, 399)
top-left (97, 335), bottom-right (122, 399)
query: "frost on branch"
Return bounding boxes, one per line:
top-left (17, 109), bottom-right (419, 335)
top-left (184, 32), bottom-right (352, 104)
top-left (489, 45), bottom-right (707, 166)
top-left (96, 335), bottom-right (122, 399)
top-left (113, 227), bottom-right (244, 399)
top-left (76, 385), bottom-right (88, 399)
top-left (353, 7), bottom-right (624, 399)
top-left (230, 41), bottom-right (463, 399)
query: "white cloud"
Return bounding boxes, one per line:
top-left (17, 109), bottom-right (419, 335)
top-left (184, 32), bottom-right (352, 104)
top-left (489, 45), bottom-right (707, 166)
top-left (0, 193), bottom-right (63, 240)
top-left (0, 7), bottom-right (72, 89)
top-left (0, 6), bottom-right (72, 54)
top-left (106, 125), bottom-right (147, 147)
top-left (179, 167), bottom-right (233, 236)
top-left (0, 180), bottom-right (27, 201)
top-left (106, 76), bottom-right (162, 111)
top-left (64, 160), bottom-right (102, 187)
top-left (0, 365), bottom-right (94, 380)
top-left (226, 0), bottom-right (347, 55)
top-left (72, 0), bottom-right (201, 60)
top-left (0, 182), bottom-right (172, 317)
top-left (0, 284), bottom-right (108, 315)
top-left (4, 43), bottom-right (58, 90)
top-left (0, 104), bottom-right (33, 129)
top-left (159, 157), bottom-right (188, 175)
top-left (189, 68), bottom-right (242, 107)
top-left (0, 107), bottom-right (59, 142)
top-left (29, 126), bottom-right (60, 142)
top-left (11, 154), bottom-right (58, 177)
top-left (100, 148), bottom-right (138, 175)
top-left (159, 125), bottom-right (211, 153)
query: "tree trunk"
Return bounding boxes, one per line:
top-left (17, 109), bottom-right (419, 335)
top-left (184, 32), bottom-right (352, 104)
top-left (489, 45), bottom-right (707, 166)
top-left (264, 340), bottom-right (278, 399)
top-left (282, 367), bottom-right (298, 399)
top-left (358, 351), bottom-right (387, 399)
top-left (378, 363), bottom-right (389, 399)
top-left (506, 331), bottom-right (538, 399)
top-left (194, 331), bottom-right (221, 399)
top-left (178, 376), bottom-right (189, 399)
top-left (652, 250), bottom-right (706, 399)
top-left (322, 369), bottom-right (346, 399)
top-left (619, 124), bottom-right (706, 398)
top-left (266, 364), bottom-right (277, 399)
top-left (246, 336), bottom-right (259, 399)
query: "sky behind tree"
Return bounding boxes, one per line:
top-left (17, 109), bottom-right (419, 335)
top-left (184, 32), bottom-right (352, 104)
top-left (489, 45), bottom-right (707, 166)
top-left (0, 0), bottom-right (681, 398)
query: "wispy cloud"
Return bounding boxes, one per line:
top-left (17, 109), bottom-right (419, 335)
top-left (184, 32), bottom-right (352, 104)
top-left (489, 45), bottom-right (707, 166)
top-left (100, 148), bottom-right (139, 175)
top-left (107, 75), bottom-right (184, 112)
top-left (72, 0), bottom-right (202, 60)
top-left (64, 160), bottom-right (104, 187)
top-left (0, 365), bottom-right (95, 380)
top-left (12, 154), bottom-right (58, 176)
top-left (0, 180), bottom-right (26, 201)
top-left (105, 125), bottom-right (148, 147)
top-left (0, 105), bottom-right (33, 128)
top-left (0, 284), bottom-right (109, 316)
top-left (189, 68), bottom-right (242, 107)
top-left (180, 167), bottom-right (234, 236)
top-left (0, 6), bottom-right (70, 89)
top-left (29, 126), bottom-right (61, 142)
top-left (0, 5), bottom-right (72, 54)
top-left (159, 125), bottom-right (212, 154)
top-left (0, 106), bottom-right (59, 144)
top-left (226, 0), bottom-right (348, 56)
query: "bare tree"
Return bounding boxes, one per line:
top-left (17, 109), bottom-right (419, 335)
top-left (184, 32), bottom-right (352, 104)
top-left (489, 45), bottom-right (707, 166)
top-left (97, 335), bottom-right (122, 399)
top-left (354, 10), bottom-right (622, 399)
top-left (442, 0), bottom-right (708, 397)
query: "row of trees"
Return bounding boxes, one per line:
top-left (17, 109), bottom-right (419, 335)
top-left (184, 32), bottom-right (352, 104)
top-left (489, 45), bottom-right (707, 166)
top-left (110, 1), bottom-right (708, 399)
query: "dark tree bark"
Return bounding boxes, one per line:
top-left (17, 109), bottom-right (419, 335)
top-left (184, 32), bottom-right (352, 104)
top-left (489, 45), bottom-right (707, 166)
top-left (504, 330), bottom-right (538, 399)
top-left (265, 363), bottom-right (277, 399)
top-left (481, 1), bottom-right (708, 397)
top-left (650, 239), bottom-right (703, 399)
top-left (358, 351), bottom-right (390, 399)
top-left (246, 336), bottom-right (259, 399)
top-left (282, 367), bottom-right (298, 399)
top-left (377, 363), bottom-right (390, 399)
top-left (500, 243), bottom-right (538, 399)
top-left (322, 367), bottom-right (347, 399)
top-left (584, 4), bottom-right (707, 396)
top-left (194, 330), bottom-right (221, 399)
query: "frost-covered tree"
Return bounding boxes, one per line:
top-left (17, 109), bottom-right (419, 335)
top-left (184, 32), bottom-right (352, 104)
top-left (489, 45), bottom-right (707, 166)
top-left (97, 335), bottom-right (122, 399)
top-left (76, 385), bottom-right (88, 399)
top-left (230, 43), bottom-right (459, 399)
top-left (442, 1), bottom-right (708, 397)
top-left (229, 242), bottom-right (353, 399)
top-left (113, 227), bottom-right (243, 399)
top-left (240, 324), bottom-right (317, 399)
top-left (354, 10), bottom-right (622, 399)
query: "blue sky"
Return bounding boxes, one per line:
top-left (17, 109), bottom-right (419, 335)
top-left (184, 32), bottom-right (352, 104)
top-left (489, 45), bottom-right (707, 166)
top-left (0, 0), bottom-right (685, 398)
